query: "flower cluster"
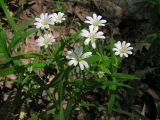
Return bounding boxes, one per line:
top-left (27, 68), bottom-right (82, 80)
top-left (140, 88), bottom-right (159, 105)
top-left (81, 13), bottom-right (106, 49)
top-left (34, 12), bottom-right (65, 48)
top-left (34, 12), bottom-right (133, 70)
top-left (34, 12), bottom-right (65, 30)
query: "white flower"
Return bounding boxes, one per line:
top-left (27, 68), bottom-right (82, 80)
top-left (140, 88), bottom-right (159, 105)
top-left (81, 26), bottom-right (105, 49)
top-left (98, 71), bottom-right (105, 78)
top-left (50, 12), bottom-right (65, 24)
top-left (66, 46), bottom-right (92, 70)
top-left (36, 34), bottom-right (55, 48)
top-left (85, 13), bottom-right (107, 28)
top-left (34, 13), bottom-right (53, 29)
top-left (113, 41), bottom-right (133, 57)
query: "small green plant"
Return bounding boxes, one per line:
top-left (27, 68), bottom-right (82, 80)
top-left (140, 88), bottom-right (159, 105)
top-left (55, 0), bottom-right (64, 12)
top-left (0, 0), bottom-right (149, 120)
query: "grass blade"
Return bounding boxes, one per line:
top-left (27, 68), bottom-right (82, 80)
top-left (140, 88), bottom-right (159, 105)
top-left (9, 28), bottom-right (38, 49)
top-left (64, 99), bottom-right (73, 120)
top-left (0, 0), bottom-right (16, 33)
top-left (112, 73), bottom-right (139, 80)
top-left (0, 67), bottom-right (16, 76)
top-left (0, 29), bottom-right (9, 57)
top-left (10, 19), bottom-right (34, 48)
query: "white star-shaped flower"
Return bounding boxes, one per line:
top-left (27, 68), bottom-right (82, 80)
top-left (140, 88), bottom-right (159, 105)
top-left (81, 26), bottom-right (105, 49)
top-left (50, 12), bottom-right (65, 24)
top-left (66, 46), bottom-right (92, 70)
top-left (34, 13), bottom-right (53, 29)
top-left (113, 41), bottom-right (133, 57)
top-left (36, 34), bottom-right (55, 48)
top-left (85, 13), bottom-right (107, 28)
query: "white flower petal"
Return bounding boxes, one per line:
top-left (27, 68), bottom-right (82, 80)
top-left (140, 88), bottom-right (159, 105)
top-left (126, 43), bottom-right (131, 47)
top-left (81, 60), bottom-right (89, 69)
top-left (84, 20), bottom-right (92, 24)
top-left (122, 41), bottom-right (126, 47)
top-left (81, 52), bottom-right (92, 59)
top-left (93, 26), bottom-right (99, 33)
top-left (81, 29), bottom-right (89, 37)
top-left (68, 59), bottom-right (77, 66)
top-left (115, 51), bottom-right (120, 55)
top-left (124, 53), bottom-right (128, 57)
top-left (97, 15), bottom-right (102, 20)
top-left (40, 13), bottom-right (45, 19)
top-left (86, 16), bottom-right (93, 21)
top-left (113, 48), bottom-right (118, 51)
top-left (100, 20), bottom-right (107, 23)
top-left (79, 61), bottom-right (84, 70)
top-left (84, 38), bottom-right (91, 45)
top-left (115, 41), bottom-right (121, 48)
top-left (127, 47), bottom-right (133, 50)
top-left (93, 13), bottom-right (97, 19)
top-left (89, 25), bottom-right (94, 33)
top-left (127, 51), bottom-right (132, 54)
top-left (66, 51), bottom-right (76, 60)
top-left (74, 46), bottom-right (83, 56)
top-left (120, 53), bottom-right (123, 57)
top-left (91, 41), bottom-right (96, 49)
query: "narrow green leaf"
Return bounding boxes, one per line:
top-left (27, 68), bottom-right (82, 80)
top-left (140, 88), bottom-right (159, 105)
top-left (59, 102), bottom-right (64, 120)
top-left (64, 99), bottom-right (73, 120)
top-left (97, 79), bottom-right (133, 89)
top-left (0, 30), bottom-right (9, 57)
top-left (10, 19), bottom-right (34, 48)
top-left (0, 67), bottom-right (16, 76)
top-left (86, 55), bottom-right (100, 64)
top-left (108, 94), bottom-right (116, 113)
top-left (113, 108), bottom-right (134, 117)
top-left (0, 53), bottom-right (41, 65)
top-left (113, 108), bottom-right (149, 120)
top-left (112, 73), bottom-right (139, 80)
top-left (9, 28), bottom-right (38, 49)
top-left (32, 62), bottom-right (48, 69)
top-left (12, 53), bottom-right (42, 60)
top-left (0, 0), bottom-right (16, 33)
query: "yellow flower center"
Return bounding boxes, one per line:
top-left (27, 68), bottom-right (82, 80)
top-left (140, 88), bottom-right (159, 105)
top-left (56, 16), bottom-right (61, 23)
top-left (43, 39), bottom-right (49, 45)
top-left (93, 20), bottom-right (99, 26)
top-left (90, 34), bottom-right (96, 40)
top-left (42, 18), bottom-right (49, 25)
top-left (119, 47), bottom-right (126, 53)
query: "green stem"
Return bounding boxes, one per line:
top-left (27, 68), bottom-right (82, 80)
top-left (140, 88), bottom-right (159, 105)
top-left (82, 70), bottom-right (85, 86)
top-left (58, 79), bottom-right (64, 120)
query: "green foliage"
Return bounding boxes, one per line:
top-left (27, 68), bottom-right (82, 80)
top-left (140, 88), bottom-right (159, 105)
top-left (0, 28), bottom-right (9, 57)
top-left (0, 1), bottom-right (151, 120)
top-left (55, 0), bottom-right (64, 12)
top-left (0, 0), bottom-right (17, 33)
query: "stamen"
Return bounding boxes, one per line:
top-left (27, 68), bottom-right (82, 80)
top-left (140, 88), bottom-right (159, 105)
top-left (119, 47), bottom-right (126, 53)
